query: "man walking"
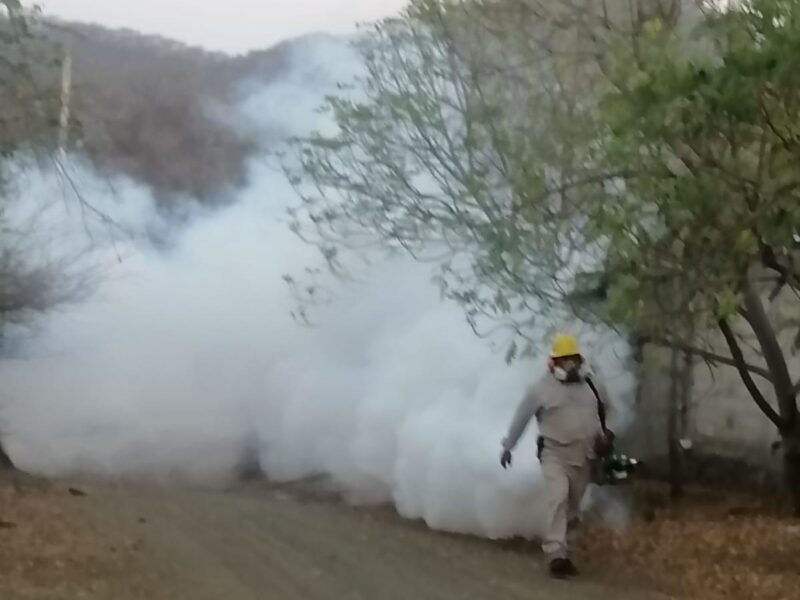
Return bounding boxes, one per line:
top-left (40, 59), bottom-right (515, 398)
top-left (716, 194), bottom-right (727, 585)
top-left (500, 333), bottom-right (613, 578)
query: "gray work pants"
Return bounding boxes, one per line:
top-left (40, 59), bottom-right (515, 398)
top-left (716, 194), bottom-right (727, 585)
top-left (540, 451), bottom-right (591, 559)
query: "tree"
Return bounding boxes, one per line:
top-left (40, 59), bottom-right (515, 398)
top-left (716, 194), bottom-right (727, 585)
top-left (0, 2), bottom-right (107, 470)
top-left (292, 0), bottom-right (601, 343)
top-left (288, 0), bottom-right (700, 339)
top-left (289, 0), bottom-right (800, 511)
top-left (591, 0), bottom-right (800, 512)
top-left (1, 2), bottom-right (64, 155)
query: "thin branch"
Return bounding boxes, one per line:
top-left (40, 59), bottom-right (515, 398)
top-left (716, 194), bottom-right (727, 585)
top-left (647, 336), bottom-right (774, 383)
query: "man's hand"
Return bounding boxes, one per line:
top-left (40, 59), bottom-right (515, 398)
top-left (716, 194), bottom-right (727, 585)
top-left (594, 429), bottom-right (616, 457)
top-left (605, 429), bottom-right (616, 445)
top-left (500, 449), bottom-right (513, 469)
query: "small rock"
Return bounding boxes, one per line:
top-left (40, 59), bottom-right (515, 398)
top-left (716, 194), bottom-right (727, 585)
top-left (127, 538), bottom-right (143, 551)
top-left (0, 519), bottom-right (17, 529)
top-left (68, 487), bottom-right (87, 497)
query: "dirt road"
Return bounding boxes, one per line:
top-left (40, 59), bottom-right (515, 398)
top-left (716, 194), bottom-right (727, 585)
top-left (1, 479), bottom-right (664, 599)
top-left (84, 481), bottom-right (665, 600)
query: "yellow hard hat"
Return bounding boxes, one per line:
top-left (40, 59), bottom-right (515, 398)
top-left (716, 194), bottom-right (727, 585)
top-left (550, 333), bottom-right (580, 358)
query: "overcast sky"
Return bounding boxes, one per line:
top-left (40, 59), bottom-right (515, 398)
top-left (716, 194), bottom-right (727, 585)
top-left (41, 0), bottom-right (407, 54)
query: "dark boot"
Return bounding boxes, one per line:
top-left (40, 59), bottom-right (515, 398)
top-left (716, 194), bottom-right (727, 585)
top-left (549, 558), bottom-right (570, 579)
top-left (562, 558), bottom-right (579, 576)
top-left (549, 557), bottom-right (579, 578)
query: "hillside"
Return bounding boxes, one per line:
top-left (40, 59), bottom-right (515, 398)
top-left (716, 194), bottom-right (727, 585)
top-left (56, 22), bottom-right (301, 208)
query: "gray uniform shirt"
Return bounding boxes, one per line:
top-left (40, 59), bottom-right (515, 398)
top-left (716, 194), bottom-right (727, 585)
top-left (502, 372), bottom-right (610, 466)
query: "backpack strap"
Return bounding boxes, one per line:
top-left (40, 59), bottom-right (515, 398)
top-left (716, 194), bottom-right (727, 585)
top-left (585, 376), bottom-right (607, 432)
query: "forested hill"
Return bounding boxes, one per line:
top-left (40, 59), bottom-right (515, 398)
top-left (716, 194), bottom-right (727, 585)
top-left (58, 22), bottom-right (306, 207)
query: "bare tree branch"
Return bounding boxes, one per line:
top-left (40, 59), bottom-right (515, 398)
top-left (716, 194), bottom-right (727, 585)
top-left (647, 336), bottom-right (774, 383)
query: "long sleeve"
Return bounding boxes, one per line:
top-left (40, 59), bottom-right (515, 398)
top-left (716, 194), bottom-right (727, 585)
top-left (502, 384), bottom-right (541, 451)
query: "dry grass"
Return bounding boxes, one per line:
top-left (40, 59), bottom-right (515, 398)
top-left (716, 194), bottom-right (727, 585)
top-left (579, 483), bottom-right (800, 600)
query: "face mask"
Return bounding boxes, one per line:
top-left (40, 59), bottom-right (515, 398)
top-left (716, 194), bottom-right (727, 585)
top-left (553, 363), bottom-right (583, 383)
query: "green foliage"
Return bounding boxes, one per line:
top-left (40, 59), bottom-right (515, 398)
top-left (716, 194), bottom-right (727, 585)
top-left (290, 0), bottom-right (800, 355)
top-left (289, 0), bottom-right (614, 346)
top-left (595, 0), bottom-right (800, 336)
top-left (0, 4), bottom-right (63, 164)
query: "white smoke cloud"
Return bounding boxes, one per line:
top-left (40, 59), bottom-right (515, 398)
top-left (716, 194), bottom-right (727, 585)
top-left (0, 35), bottom-right (635, 539)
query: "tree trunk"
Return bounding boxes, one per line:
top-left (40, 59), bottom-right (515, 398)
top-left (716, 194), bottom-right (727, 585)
top-left (741, 271), bottom-right (796, 422)
top-left (739, 267), bottom-right (800, 515)
top-left (667, 348), bottom-right (683, 498)
top-left (679, 350), bottom-right (693, 436)
top-left (782, 424), bottom-right (800, 517)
